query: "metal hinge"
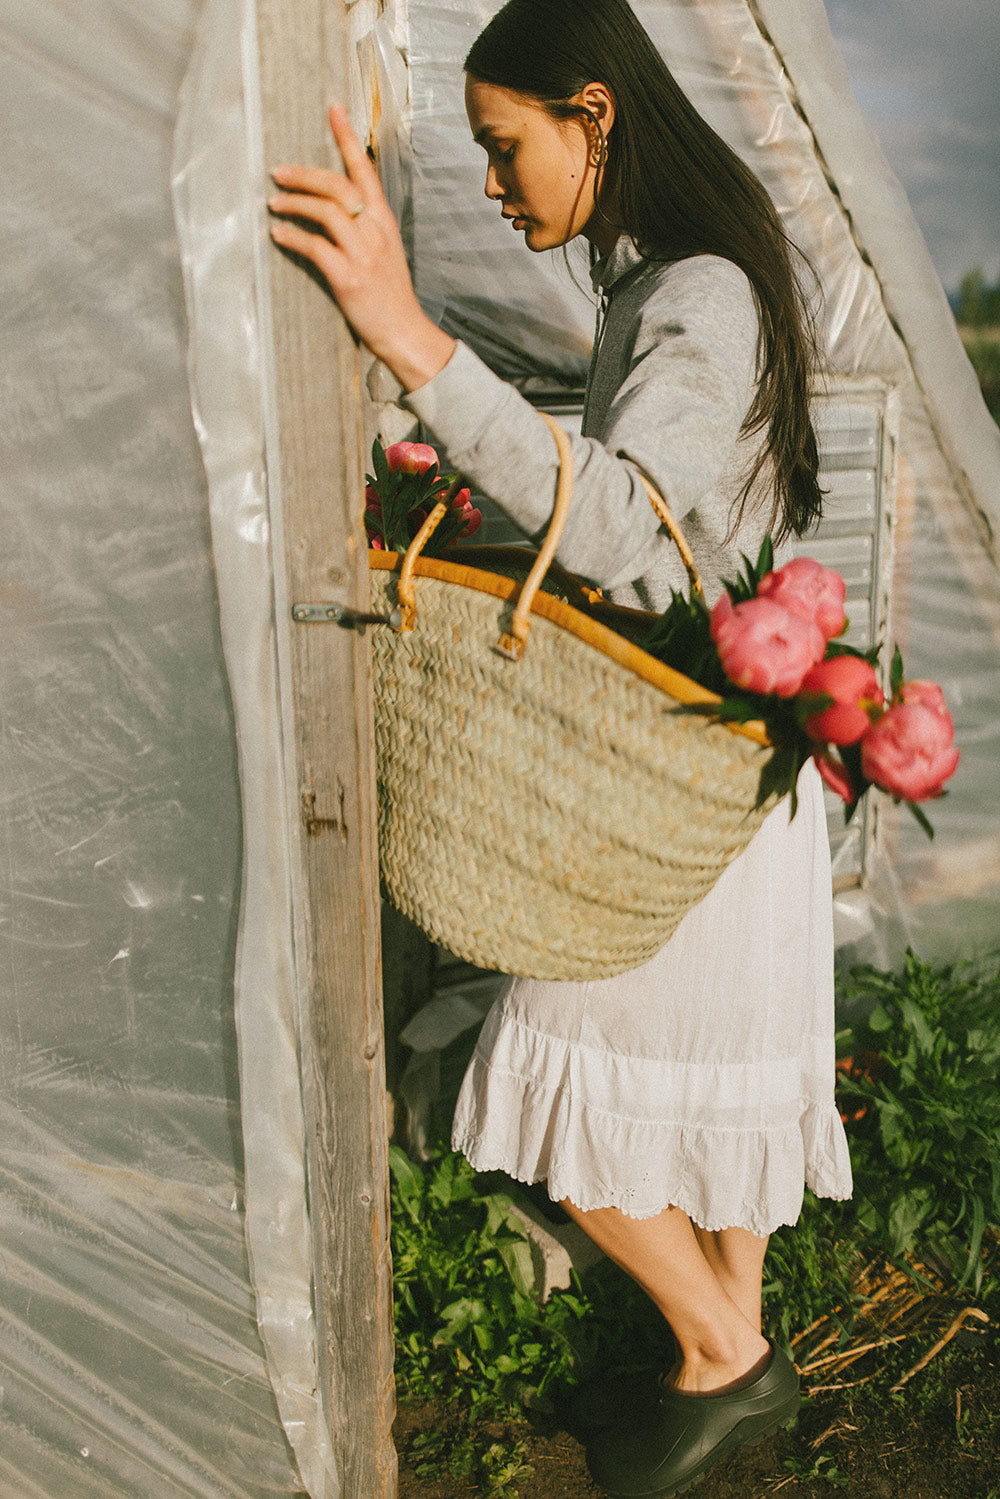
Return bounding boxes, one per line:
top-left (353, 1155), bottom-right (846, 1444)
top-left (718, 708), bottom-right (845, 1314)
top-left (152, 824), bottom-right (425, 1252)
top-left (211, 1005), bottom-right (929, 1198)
top-left (291, 602), bottom-right (402, 630)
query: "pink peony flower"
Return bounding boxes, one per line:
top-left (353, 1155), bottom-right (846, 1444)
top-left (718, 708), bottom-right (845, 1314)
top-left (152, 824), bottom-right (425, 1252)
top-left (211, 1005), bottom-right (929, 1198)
top-left (800, 655), bottom-right (885, 745)
top-left (813, 748), bottom-right (857, 803)
top-left (860, 702), bottom-right (960, 801)
top-left (757, 557), bottom-right (846, 640)
top-left (457, 506), bottom-right (482, 539)
top-left (369, 535), bottom-right (385, 550)
top-left (898, 679), bottom-right (953, 728)
top-left (384, 440), bottom-right (438, 475)
top-left (450, 486), bottom-right (472, 510)
top-left (710, 593), bottom-right (825, 698)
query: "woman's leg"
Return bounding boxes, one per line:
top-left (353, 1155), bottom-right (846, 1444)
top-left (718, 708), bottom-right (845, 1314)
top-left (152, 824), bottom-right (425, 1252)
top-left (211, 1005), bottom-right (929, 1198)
top-left (692, 1224), bottom-right (769, 1332)
top-left (560, 1199), bottom-right (770, 1394)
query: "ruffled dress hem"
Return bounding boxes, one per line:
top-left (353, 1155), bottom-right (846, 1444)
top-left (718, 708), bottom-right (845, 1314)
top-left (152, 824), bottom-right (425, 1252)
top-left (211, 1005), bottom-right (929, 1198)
top-left (452, 1058), bottom-right (852, 1237)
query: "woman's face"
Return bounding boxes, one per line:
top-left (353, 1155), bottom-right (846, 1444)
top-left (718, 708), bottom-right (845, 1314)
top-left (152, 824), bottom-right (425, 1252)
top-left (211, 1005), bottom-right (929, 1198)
top-left (465, 78), bottom-right (613, 253)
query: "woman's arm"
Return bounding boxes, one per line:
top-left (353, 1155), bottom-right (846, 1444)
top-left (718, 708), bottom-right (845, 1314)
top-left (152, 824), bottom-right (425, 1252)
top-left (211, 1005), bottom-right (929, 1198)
top-left (403, 258), bottom-right (761, 592)
top-left (270, 112), bottom-right (759, 595)
top-left (268, 105), bottom-right (456, 392)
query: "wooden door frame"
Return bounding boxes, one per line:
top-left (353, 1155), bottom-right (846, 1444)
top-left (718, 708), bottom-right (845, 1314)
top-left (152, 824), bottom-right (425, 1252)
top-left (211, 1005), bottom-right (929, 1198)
top-left (252, 0), bottom-right (396, 1491)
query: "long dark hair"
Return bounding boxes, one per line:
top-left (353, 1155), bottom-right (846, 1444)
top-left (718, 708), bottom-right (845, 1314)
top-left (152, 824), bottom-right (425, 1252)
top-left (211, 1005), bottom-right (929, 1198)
top-left (465, 0), bottom-right (823, 541)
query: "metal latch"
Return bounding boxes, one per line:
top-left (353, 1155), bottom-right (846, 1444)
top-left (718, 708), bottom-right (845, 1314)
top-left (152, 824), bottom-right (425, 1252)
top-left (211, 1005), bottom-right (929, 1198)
top-left (291, 602), bottom-right (402, 630)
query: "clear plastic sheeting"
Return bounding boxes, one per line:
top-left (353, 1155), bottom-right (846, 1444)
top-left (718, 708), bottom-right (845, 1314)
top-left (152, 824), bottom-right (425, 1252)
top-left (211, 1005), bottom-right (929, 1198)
top-left (0, 0), bottom-right (305, 1494)
top-left (171, 0), bottom-right (339, 1489)
top-left (406, 2), bottom-right (593, 382)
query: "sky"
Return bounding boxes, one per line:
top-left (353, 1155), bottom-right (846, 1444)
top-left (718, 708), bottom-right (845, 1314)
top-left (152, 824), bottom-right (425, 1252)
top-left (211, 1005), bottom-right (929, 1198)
top-left (824, 0), bottom-right (1000, 294)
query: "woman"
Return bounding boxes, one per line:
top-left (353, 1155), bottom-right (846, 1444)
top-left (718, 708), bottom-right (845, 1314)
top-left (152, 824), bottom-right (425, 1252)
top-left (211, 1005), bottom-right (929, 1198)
top-left (269, 1), bottom-right (852, 1493)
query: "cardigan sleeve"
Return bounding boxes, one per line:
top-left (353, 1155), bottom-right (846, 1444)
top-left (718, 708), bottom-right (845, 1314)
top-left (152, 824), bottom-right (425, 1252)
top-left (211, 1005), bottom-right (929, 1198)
top-left (402, 255), bottom-right (760, 591)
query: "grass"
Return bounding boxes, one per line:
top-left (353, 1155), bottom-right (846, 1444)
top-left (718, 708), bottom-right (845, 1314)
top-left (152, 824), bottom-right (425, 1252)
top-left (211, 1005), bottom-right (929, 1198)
top-left (391, 950), bottom-right (1000, 1494)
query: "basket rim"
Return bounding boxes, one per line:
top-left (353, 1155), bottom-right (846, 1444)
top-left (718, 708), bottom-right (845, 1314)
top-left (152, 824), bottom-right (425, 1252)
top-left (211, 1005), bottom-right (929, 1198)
top-left (369, 549), bottom-right (769, 746)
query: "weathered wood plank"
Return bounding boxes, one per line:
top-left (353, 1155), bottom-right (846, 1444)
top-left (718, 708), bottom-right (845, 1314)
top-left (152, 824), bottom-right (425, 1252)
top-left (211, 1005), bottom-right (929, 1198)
top-left (252, 0), bottom-right (396, 1491)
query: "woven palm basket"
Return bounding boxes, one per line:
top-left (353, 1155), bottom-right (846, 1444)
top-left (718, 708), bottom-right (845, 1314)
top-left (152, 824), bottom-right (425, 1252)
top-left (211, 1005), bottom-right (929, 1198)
top-left (368, 416), bottom-right (777, 981)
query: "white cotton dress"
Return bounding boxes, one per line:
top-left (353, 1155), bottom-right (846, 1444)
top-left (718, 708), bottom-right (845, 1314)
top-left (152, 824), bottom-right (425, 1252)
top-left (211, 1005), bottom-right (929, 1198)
top-left (404, 238), bottom-right (853, 1236)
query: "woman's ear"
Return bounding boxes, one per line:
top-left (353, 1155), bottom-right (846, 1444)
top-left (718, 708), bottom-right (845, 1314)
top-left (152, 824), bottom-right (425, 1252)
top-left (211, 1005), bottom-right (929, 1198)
top-left (580, 82), bottom-right (616, 137)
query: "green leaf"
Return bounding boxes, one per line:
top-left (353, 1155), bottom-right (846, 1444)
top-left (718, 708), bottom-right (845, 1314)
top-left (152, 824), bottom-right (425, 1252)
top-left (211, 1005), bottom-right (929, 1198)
top-left (496, 1236), bottom-right (537, 1299)
top-left (888, 1186), bottom-right (932, 1254)
top-left (754, 741), bottom-right (798, 808)
top-left (824, 639), bottom-right (875, 663)
top-left (890, 644), bottom-right (904, 698)
top-left (906, 800), bottom-right (936, 840)
top-left (483, 1191), bottom-right (520, 1237)
top-left (372, 438), bottom-right (390, 489)
top-left (388, 1145), bottom-right (424, 1214)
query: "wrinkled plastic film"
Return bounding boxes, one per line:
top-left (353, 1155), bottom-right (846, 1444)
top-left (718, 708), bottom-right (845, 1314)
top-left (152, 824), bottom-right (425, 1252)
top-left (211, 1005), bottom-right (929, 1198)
top-left (170, 0), bottom-right (340, 1492)
top-left (0, 0), bottom-right (306, 1492)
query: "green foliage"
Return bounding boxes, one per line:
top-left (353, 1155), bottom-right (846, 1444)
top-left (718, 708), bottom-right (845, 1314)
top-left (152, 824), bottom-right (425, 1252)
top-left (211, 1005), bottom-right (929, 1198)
top-left (406, 1428), bottom-right (534, 1496)
top-left (836, 950), bottom-right (1000, 1291)
top-left (640, 588), bottom-right (727, 695)
top-left (763, 1190), bottom-right (861, 1348)
top-left (955, 266), bottom-right (1000, 423)
top-left (781, 1450), bottom-right (850, 1489)
top-left (962, 334), bottom-right (1000, 423)
top-left (390, 1144), bottom-right (587, 1417)
top-left (391, 952), bottom-right (1000, 1488)
top-left (365, 441), bottom-right (471, 554)
top-left (955, 267), bottom-right (1000, 327)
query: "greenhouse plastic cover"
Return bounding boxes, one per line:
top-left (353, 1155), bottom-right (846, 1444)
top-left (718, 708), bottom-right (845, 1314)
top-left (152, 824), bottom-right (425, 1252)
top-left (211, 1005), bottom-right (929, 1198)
top-left (2, 0), bottom-right (999, 1495)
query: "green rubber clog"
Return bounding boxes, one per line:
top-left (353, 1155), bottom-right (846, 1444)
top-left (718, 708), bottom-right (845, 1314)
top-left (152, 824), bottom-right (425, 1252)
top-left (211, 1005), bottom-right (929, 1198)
top-left (585, 1341), bottom-right (800, 1498)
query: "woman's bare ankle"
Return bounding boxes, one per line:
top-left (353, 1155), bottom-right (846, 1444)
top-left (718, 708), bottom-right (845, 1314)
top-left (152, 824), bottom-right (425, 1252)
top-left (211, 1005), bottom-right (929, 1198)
top-left (670, 1332), bottom-right (771, 1394)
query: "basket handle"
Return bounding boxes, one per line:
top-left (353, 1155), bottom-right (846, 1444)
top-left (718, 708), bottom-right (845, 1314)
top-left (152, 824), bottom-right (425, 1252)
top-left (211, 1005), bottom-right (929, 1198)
top-left (394, 412), bottom-right (703, 650)
top-left (494, 414), bottom-right (704, 658)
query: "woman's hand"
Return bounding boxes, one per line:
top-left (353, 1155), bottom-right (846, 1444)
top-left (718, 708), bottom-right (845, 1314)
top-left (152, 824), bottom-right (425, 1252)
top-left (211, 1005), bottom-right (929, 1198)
top-left (268, 105), bottom-right (455, 393)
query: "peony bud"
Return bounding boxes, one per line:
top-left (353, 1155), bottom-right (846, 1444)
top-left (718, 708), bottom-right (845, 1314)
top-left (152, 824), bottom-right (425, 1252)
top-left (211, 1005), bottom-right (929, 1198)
top-left (364, 485), bottom-right (382, 514)
top-left (758, 557), bottom-right (846, 640)
top-left (813, 749), bottom-right (858, 803)
top-left (860, 702), bottom-right (960, 801)
top-left (800, 655), bottom-right (885, 745)
top-left (710, 594), bottom-right (825, 698)
top-left (384, 441), bottom-right (438, 475)
top-left (457, 507), bottom-right (482, 539)
top-left (450, 486), bottom-right (472, 511)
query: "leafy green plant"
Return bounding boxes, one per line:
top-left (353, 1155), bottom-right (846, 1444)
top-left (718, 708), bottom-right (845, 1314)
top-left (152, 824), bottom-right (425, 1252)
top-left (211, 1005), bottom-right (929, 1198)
top-left (781, 1450), bottom-right (850, 1489)
top-left (836, 950), bottom-right (1000, 1290)
top-left (406, 1427), bottom-right (534, 1496)
top-left (390, 1144), bottom-right (585, 1416)
top-left (763, 1189), bottom-right (862, 1349)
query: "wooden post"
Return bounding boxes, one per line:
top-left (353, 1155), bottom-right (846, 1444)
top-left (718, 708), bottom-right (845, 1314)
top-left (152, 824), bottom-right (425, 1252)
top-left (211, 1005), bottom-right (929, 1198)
top-left (252, 0), bottom-right (396, 1492)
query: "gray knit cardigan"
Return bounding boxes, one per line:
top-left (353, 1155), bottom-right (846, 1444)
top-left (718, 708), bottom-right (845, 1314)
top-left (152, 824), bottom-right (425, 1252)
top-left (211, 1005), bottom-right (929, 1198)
top-left (404, 237), bottom-right (773, 611)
